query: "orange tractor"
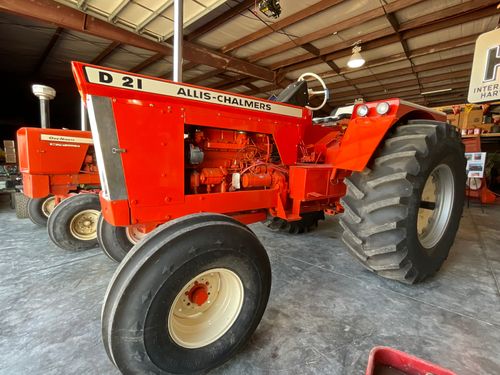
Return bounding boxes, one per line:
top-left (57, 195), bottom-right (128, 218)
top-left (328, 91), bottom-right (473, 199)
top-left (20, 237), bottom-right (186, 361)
top-left (17, 84), bottom-right (102, 251)
top-left (72, 62), bottom-right (465, 374)
top-left (17, 85), bottom-right (146, 256)
top-left (17, 127), bottom-right (102, 251)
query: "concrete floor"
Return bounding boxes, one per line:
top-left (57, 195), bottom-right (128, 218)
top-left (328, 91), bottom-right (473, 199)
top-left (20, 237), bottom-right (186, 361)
top-left (1, 196), bottom-right (499, 375)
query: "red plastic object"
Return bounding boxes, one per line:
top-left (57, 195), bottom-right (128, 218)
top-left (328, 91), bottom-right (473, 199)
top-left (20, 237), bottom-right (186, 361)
top-left (365, 346), bottom-right (456, 375)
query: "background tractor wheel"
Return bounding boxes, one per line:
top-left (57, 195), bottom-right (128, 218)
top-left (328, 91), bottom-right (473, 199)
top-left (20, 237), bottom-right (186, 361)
top-left (262, 211), bottom-right (325, 234)
top-left (47, 194), bottom-right (100, 251)
top-left (27, 196), bottom-right (56, 226)
top-left (102, 213), bottom-right (271, 374)
top-left (14, 192), bottom-right (30, 219)
top-left (340, 121), bottom-right (466, 284)
top-left (96, 214), bottom-right (146, 262)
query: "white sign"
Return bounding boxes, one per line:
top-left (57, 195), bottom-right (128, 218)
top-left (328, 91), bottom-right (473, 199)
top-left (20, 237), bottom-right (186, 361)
top-left (40, 134), bottom-right (93, 144)
top-left (468, 28), bottom-right (500, 103)
top-left (465, 152), bottom-right (487, 178)
top-left (84, 66), bottom-right (304, 119)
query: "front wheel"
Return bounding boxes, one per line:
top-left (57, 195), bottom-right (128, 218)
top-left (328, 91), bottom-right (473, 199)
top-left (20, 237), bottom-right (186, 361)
top-left (97, 214), bottom-right (146, 262)
top-left (47, 194), bottom-right (100, 251)
top-left (340, 121), bottom-right (466, 284)
top-left (102, 213), bottom-right (271, 374)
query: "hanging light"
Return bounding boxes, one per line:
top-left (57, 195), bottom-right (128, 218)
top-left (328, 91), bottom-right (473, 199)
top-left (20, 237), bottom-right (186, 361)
top-left (347, 44), bottom-right (365, 68)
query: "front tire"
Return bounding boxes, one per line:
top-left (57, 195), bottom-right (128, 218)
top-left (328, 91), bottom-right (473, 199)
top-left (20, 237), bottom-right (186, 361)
top-left (102, 213), bottom-right (271, 374)
top-left (97, 214), bottom-right (143, 262)
top-left (340, 121), bottom-right (466, 284)
top-left (47, 194), bottom-right (100, 251)
top-left (27, 196), bottom-right (56, 226)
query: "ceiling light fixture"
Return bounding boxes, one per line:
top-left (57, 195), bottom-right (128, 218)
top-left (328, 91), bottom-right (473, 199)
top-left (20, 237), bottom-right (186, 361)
top-left (347, 44), bottom-right (365, 69)
top-left (421, 88), bottom-right (453, 95)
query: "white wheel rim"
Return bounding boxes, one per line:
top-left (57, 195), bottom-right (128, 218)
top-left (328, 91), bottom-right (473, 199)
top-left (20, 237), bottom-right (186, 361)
top-left (168, 268), bottom-right (244, 349)
top-left (41, 196), bottom-right (56, 217)
top-left (125, 226), bottom-right (146, 244)
top-left (417, 164), bottom-right (454, 249)
top-left (69, 209), bottom-right (100, 240)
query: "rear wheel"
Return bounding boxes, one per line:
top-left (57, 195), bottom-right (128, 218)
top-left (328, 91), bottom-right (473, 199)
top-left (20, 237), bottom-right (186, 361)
top-left (340, 121), bottom-right (466, 284)
top-left (27, 196), bottom-right (56, 226)
top-left (97, 214), bottom-right (146, 262)
top-left (47, 194), bottom-right (100, 251)
top-left (102, 213), bottom-right (271, 374)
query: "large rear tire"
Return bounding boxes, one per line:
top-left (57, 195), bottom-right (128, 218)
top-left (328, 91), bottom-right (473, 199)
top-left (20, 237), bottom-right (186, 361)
top-left (47, 194), bottom-right (100, 251)
top-left (97, 214), bottom-right (145, 262)
top-left (340, 121), bottom-right (466, 284)
top-left (27, 196), bottom-right (56, 226)
top-left (102, 213), bottom-right (271, 374)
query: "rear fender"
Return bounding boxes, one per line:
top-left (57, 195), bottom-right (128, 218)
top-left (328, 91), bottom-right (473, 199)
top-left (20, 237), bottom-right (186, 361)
top-left (331, 99), bottom-right (445, 171)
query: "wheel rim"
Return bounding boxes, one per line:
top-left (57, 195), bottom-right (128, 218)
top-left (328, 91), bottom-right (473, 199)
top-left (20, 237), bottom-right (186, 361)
top-left (69, 209), bottom-right (100, 240)
top-left (125, 226), bottom-right (146, 244)
top-left (168, 268), bottom-right (244, 349)
top-left (417, 164), bottom-right (455, 249)
top-left (41, 196), bottom-right (56, 217)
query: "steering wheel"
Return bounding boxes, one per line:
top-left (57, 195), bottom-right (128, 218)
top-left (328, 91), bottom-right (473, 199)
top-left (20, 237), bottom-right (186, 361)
top-left (298, 72), bottom-right (329, 111)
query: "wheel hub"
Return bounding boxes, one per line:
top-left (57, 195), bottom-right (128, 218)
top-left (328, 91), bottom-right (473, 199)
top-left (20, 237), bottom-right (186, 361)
top-left (125, 225), bottom-right (147, 244)
top-left (42, 196), bottom-right (56, 217)
top-left (417, 164), bottom-right (454, 249)
top-left (168, 268), bottom-right (244, 349)
top-left (69, 209), bottom-right (100, 241)
top-left (188, 283), bottom-right (209, 306)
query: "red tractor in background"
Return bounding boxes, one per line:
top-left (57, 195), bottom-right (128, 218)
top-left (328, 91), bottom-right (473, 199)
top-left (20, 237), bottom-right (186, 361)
top-left (17, 127), bottom-right (102, 251)
top-left (17, 84), bottom-right (102, 251)
top-left (72, 62), bottom-right (466, 374)
top-left (17, 85), bottom-right (147, 257)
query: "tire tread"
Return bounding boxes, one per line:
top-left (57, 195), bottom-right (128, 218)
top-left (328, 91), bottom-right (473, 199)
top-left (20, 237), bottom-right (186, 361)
top-left (340, 121), bottom-right (465, 284)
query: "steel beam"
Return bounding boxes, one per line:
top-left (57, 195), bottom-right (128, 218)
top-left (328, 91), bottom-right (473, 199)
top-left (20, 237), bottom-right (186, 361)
top-left (186, 68), bottom-right (225, 84)
top-left (129, 53), bottom-right (164, 73)
top-left (91, 41), bottom-right (121, 65)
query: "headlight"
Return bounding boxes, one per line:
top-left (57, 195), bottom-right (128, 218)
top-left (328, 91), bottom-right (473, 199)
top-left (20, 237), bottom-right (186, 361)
top-left (356, 104), bottom-right (369, 117)
top-left (376, 102), bottom-right (390, 115)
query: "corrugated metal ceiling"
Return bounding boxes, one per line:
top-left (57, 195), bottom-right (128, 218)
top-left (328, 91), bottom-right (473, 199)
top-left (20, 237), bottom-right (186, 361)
top-left (0, 0), bottom-right (498, 109)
